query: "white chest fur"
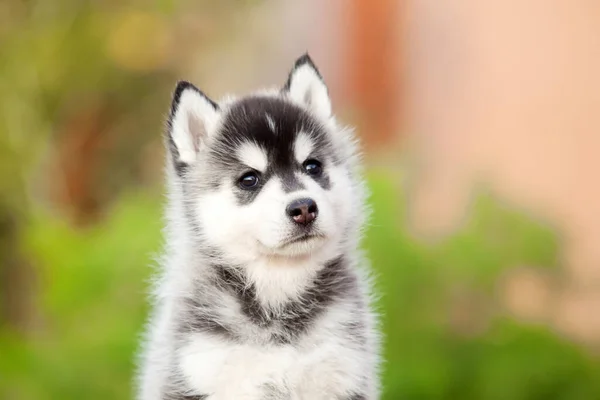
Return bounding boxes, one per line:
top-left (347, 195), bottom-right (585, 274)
top-left (178, 301), bottom-right (374, 400)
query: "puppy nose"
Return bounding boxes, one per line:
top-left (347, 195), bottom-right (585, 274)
top-left (286, 198), bottom-right (318, 225)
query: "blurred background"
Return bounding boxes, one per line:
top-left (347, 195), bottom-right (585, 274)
top-left (1, 0), bottom-right (600, 399)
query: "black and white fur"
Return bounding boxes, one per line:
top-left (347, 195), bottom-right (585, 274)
top-left (137, 54), bottom-right (380, 400)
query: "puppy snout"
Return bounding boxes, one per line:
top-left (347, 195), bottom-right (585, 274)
top-left (286, 198), bottom-right (318, 226)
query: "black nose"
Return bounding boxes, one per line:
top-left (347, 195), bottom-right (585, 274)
top-left (286, 198), bottom-right (318, 225)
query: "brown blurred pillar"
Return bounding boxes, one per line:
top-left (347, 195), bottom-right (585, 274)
top-left (344, 0), bottom-right (403, 150)
top-left (53, 99), bottom-right (113, 227)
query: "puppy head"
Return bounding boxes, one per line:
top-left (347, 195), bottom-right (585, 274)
top-left (166, 54), bottom-right (365, 264)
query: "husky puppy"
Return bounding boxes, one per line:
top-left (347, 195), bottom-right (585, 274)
top-left (137, 54), bottom-right (380, 400)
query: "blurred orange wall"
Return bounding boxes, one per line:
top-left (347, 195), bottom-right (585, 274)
top-left (406, 0), bottom-right (600, 344)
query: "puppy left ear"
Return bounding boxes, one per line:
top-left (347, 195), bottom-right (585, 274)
top-left (283, 53), bottom-right (331, 119)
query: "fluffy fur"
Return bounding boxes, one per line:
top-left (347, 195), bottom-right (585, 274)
top-left (137, 54), bottom-right (380, 400)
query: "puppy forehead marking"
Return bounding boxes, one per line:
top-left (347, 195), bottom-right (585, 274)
top-left (217, 96), bottom-right (333, 171)
top-left (237, 141), bottom-right (268, 172)
top-left (294, 132), bottom-right (314, 163)
top-left (265, 113), bottom-right (276, 133)
top-left (237, 142), bottom-right (269, 172)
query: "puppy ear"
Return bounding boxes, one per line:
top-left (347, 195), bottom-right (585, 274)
top-left (283, 53), bottom-right (331, 119)
top-left (167, 81), bottom-right (219, 175)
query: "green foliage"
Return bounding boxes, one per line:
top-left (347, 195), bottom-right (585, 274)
top-left (1, 172), bottom-right (598, 399)
top-left (365, 172), bottom-right (600, 400)
top-left (0, 193), bottom-right (162, 399)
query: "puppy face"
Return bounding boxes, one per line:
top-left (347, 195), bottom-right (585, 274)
top-left (167, 55), bottom-right (362, 264)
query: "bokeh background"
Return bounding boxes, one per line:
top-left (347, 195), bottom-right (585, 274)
top-left (2, 0), bottom-right (600, 399)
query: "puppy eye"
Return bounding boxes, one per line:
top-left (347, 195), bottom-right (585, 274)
top-left (239, 171), bottom-right (260, 189)
top-left (303, 159), bottom-right (322, 176)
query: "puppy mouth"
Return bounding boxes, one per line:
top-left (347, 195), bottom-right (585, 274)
top-left (281, 233), bottom-right (325, 247)
top-left (256, 233), bottom-right (327, 258)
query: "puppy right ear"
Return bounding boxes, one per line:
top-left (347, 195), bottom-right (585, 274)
top-left (167, 81), bottom-right (220, 175)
